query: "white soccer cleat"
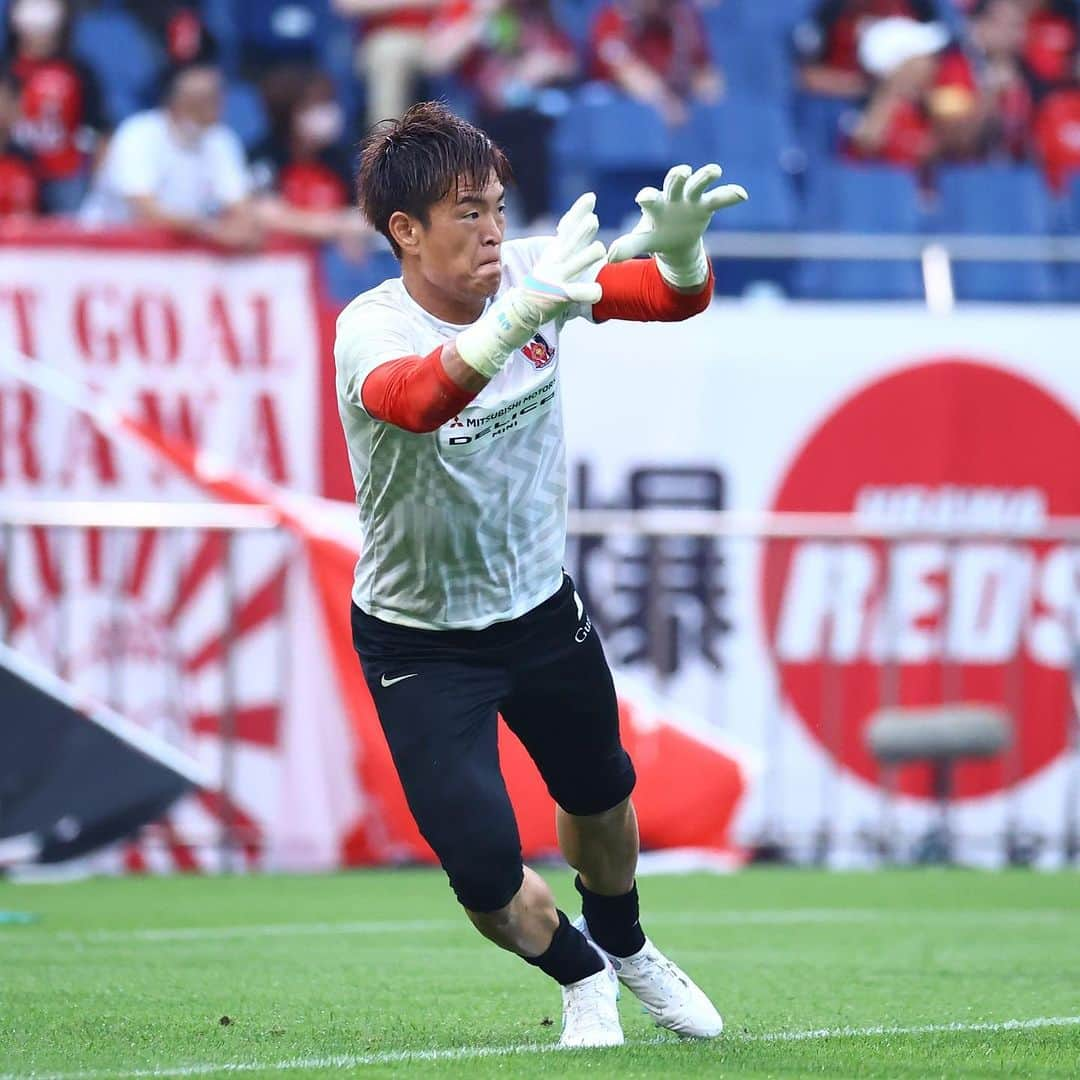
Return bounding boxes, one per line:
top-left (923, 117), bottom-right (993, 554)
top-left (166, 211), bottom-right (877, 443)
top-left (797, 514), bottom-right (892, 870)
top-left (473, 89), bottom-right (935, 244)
top-left (557, 958), bottom-right (624, 1049)
top-left (574, 916), bottom-right (723, 1039)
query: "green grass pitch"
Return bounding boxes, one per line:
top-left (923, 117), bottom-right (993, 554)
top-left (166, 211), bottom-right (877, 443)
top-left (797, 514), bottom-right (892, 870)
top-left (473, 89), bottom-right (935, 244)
top-left (2, 868), bottom-right (1078, 1078)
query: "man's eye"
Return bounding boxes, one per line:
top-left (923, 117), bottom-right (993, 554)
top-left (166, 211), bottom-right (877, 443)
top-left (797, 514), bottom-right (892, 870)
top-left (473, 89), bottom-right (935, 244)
top-left (465, 212), bottom-right (480, 221)
top-left (497, 204), bottom-right (506, 214)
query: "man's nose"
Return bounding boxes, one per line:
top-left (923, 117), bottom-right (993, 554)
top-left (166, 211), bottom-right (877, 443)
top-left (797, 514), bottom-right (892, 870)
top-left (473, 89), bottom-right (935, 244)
top-left (482, 214), bottom-right (503, 244)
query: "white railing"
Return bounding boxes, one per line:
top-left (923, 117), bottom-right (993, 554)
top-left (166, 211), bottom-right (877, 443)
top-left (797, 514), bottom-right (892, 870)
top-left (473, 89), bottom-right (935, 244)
top-left (698, 232), bottom-right (1080, 263)
top-left (8, 502), bottom-right (1080, 540)
top-left (0, 501), bottom-right (280, 531)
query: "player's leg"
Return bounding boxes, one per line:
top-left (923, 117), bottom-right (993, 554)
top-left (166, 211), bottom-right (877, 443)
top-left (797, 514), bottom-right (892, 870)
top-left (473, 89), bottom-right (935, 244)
top-left (556, 796), bottom-right (638, 897)
top-left (352, 604), bottom-right (617, 1045)
top-left (501, 576), bottom-right (723, 1038)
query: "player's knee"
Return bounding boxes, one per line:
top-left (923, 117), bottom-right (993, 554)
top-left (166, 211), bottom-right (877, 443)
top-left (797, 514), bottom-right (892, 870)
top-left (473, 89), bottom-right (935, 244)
top-left (550, 748), bottom-right (637, 818)
top-left (445, 846), bottom-right (524, 914)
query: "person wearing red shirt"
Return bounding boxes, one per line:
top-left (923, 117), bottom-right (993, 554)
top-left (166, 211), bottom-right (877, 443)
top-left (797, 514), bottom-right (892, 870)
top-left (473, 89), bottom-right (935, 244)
top-left (1017, 0), bottom-right (1078, 87)
top-left (0, 68), bottom-right (39, 216)
top-left (331, 0), bottom-right (442, 128)
top-left (851, 1), bottom-right (1036, 168)
top-left (794, 0), bottom-right (937, 99)
top-left (1034, 86), bottom-right (1080, 190)
top-left (3, 0), bottom-right (106, 214)
top-left (427, 0), bottom-right (578, 225)
top-left (588, 0), bottom-right (722, 127)
top-left (124, 3), bottom-right (218, 68)
top-left (250, 67), bottom-right (373, 247)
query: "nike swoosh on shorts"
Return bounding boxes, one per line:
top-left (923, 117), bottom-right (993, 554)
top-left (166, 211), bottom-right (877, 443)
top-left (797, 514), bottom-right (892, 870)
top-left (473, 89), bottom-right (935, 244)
top-left (380, 672), bottom-right (420, 687)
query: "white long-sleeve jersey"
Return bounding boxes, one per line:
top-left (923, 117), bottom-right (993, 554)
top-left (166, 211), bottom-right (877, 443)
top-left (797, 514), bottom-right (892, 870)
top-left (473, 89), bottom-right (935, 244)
top-left (335, 237), bottom-right (593, 630)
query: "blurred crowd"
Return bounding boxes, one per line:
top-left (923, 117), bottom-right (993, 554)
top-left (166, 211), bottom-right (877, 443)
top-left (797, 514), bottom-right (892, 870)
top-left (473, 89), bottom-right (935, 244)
top-left (0, 0), bottom-right (1079, 246)
top-left (799, 0), bottom-right (1080, 190)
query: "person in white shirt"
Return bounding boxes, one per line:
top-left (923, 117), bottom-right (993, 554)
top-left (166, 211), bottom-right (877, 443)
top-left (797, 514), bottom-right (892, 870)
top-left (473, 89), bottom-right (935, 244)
top-left (81, 61), bottom-right (259, 249)
top-left (336, 101), bottom-right (746, 1048)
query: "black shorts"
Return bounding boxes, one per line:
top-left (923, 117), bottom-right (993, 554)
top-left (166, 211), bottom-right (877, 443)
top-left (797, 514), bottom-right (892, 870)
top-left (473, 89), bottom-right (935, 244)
top-left (350, 574), bottom-right (636, 913)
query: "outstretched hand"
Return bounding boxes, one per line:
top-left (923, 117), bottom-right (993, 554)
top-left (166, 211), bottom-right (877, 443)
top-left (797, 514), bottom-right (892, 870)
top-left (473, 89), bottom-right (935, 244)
top-left (607, 164), bottom-right (747, 265)
top-left (523, 192), bottom-right (607, 314)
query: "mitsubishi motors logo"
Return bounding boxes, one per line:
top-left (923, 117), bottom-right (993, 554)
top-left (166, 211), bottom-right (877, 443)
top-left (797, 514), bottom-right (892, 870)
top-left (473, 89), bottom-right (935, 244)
top-left (761, 359), bottom-right (1080, 800)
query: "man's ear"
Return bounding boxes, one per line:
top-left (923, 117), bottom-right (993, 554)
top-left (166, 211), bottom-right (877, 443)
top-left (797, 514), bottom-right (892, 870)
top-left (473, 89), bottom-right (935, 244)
top-left (388, 210), bottom-right (420, 255)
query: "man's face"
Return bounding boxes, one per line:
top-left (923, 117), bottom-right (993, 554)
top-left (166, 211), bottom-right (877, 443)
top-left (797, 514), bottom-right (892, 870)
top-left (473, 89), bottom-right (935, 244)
top-left (11, 0), bottom-right (64, 56)
top-left (977, 0), bottom-right (1027, 58)
top-left (0, 84), bottom-right (17, 136)
top-left (630, 0), bottom-right (666, 18)
top-left (412, 173), bottom-right (507, 311)
top-left (172, 68), bottom-right (222, 131)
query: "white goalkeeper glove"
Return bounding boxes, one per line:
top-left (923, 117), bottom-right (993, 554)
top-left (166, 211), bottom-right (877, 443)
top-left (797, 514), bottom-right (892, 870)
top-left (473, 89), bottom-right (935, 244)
top-left (607, 164), bottom-right (748, 289)
top-left (457, 192), bottom-right (605, 379)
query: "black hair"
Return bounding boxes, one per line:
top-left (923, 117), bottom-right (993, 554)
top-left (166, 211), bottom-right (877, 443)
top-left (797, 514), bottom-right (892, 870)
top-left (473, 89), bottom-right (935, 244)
top-left (356, 100), bottom-right (513, 259)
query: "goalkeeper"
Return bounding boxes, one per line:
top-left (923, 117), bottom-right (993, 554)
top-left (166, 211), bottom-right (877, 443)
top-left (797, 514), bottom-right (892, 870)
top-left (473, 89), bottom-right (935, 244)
top-left (336, 101), bottom-right (746, 1048)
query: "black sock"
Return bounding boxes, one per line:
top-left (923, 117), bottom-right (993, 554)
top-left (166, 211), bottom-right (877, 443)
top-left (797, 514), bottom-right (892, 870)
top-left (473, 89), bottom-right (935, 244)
top-left (575, 875), bottom-right (646, 959)
top-left (524, 909), bottom-right (604, 986)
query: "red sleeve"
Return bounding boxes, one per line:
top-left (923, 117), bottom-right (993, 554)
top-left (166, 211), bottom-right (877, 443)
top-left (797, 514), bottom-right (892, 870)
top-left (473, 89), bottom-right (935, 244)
top-left (591, 258), bottom-right (714, 324)
top-left (361, 346), bottom-right (479, 434)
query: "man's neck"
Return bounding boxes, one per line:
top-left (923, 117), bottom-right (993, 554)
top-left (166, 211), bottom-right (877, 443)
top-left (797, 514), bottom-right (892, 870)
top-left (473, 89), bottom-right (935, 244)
top-left (167, 108), bottom-right (203, 146)
top-left (401, 266), bottom-right (485, 326)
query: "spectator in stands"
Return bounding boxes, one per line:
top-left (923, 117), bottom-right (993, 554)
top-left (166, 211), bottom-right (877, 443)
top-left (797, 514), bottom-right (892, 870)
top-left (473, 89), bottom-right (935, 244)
top-left (1017, 0), bottom-right (1078, 88)
top-left (0, 67), bottom-right (39, 216)
top-left (851, 2), bottom-right (1035, 168)
top-left (250, 66), bottom-right (373, 245)
top-left (3, 0), bottom-right (107, 213)
top-left (124, 3), bottom-right (217, 68)
top-left (81, 60), bottom-right (260, 249)
top-left (1034, 80), bottom-right (1080, 190)
top-left (331, 0), bottom-right (441, 129)
top-left (794, 0), bottom-right (937, 100)
top-left (588, 0), bottom-right (722, 127)
top-left (426, 0), bottom-right (578, 226)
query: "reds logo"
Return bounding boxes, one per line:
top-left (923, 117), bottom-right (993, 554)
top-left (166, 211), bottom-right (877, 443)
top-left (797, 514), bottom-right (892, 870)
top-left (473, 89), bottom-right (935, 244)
top-left (521, 332), bottom-right (555, 370)
top-left (761, 359), bottom-right (1080, 801)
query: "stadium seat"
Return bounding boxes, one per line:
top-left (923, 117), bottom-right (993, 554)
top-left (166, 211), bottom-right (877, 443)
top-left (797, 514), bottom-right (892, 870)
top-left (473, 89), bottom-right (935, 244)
top-left (551, 90), bottom-right (672, 226)
top-left (935, 165), bottom-right (1057, 302)
top-left (552, 0), bottom-right (608, 49)
top-left (1060, 174), bottom-right (1080, 299)
top-left (794, 163), bottom-right (925, 300)
top-left (320, 245), bottom-right (399, 305)
top-left (793, 92), bottom-right (857, 171)
top-left (233, 0), bottom-right (332, 67)
top-left (72, 10), bottom-right (163, 126)
top-left (578, 94), bottom-right (671, 171)
top-left (223, 81), bottom-right (269, 150)
top-left (709, 164), bottom-right (797, 232)
top-left (200, 0), bottom-right (242, 74)
top-left (710, 32), bottom-right (792, 103)
top-left (316, 7), bottom-right (364, 125)
top-left (707, 96), bottom-right (797, 168)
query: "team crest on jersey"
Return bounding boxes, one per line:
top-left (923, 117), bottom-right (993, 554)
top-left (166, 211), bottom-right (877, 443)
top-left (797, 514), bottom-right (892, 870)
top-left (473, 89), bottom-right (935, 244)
top-left (521, 332), bottom-right (555, 370)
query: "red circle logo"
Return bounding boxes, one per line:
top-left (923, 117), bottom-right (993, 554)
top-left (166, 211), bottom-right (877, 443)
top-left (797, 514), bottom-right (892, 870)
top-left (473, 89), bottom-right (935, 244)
top-left (761, 359), bottom-right (1080, 799)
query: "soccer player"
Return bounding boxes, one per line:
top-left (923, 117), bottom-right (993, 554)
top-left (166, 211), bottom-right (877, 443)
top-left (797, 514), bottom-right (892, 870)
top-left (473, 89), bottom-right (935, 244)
top-left (336, 101), bottom-right (746, 1048)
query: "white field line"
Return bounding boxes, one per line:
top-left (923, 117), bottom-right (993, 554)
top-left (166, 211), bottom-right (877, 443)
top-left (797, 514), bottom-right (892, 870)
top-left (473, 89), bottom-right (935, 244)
top-left (2, 1016), bottom-right (1078, 1080)
top-left (0, 908), bottom-right (1074, 947)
